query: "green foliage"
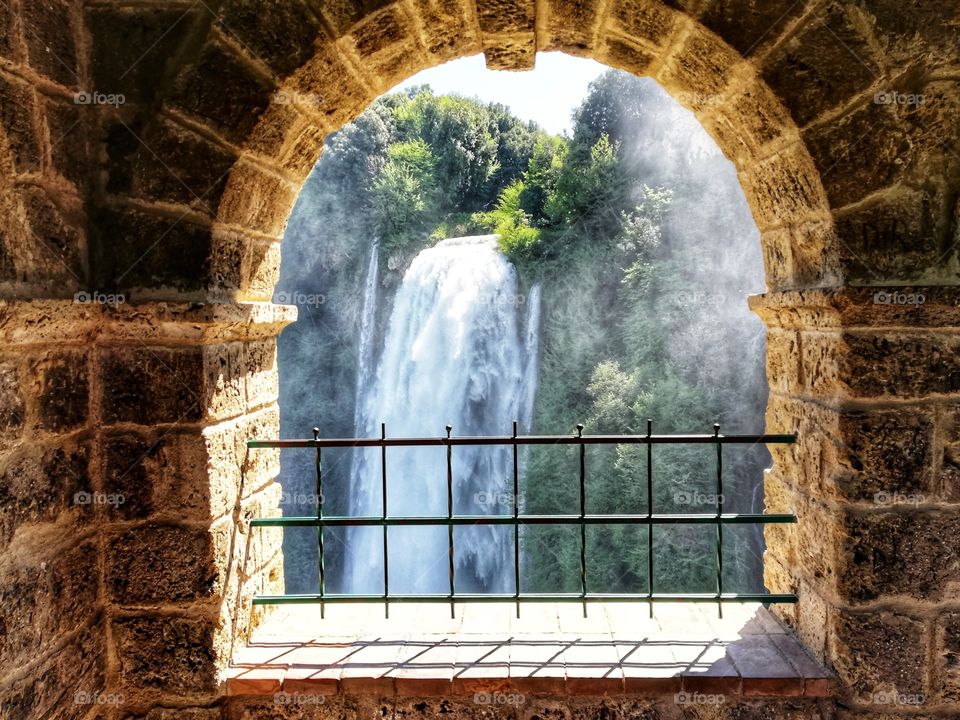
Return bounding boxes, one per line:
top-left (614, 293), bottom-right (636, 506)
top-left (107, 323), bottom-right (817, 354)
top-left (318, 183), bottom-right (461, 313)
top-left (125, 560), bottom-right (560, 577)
top-left (474, 181), bottom-right (542, 263)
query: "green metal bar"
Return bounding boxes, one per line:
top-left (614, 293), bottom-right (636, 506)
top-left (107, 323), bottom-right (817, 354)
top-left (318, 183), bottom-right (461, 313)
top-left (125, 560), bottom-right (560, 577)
top-left (446, 425), bottom-right (455, 619)
top-left (646, 418), bottom-right (654, 619)
top-left (252, 513), bottom-right (798, 527)
top-left (248, 433), bottom-right (797, 449)
top-left (253, 592), bottom-right (800, 605)
top-left (714, 423), bottom-right (723, 620)
top-left (512, 420), bottom-right (520, 619)
top-left (577, 424), bottom-right (587, 618)
top-left (314, 427), bottom-right (325, 620)
top-left (381, 422), bottom-right (389, 618)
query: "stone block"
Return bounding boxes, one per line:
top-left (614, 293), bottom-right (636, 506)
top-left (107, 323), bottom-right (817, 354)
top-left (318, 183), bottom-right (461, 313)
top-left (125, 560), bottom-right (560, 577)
top-left (840, 510), bottom-right (960, 604)
top-left (114, 614), bottom-right (218, 694)
top-left (30, 350), bottom-right (89, 431)
top-left (22, 0), bottom-right (80, 88)
top-left (106, 524), bottom-right (217, 605)
top-left (0, 439), bottom-right (90, 551)
top-left (168, 38), bottom-right (273, 146)
top-left (828, 610), bottom-right (926, 702)
top-left (0, 625), bottom-right (105, 719)
top-left (99, 346), bottom-right (205, 425)
top-left (0, 70), bottom-right (42, 175)
top-left (0, 538), bottom-right (99, 670)
top-left (218, 161), bottom-right (298, 237)
top-left (90, 205), bottom-right (213, 294)
top-left (87, 6), bottom-right (202, 103)
top-left (217, 0), bottom-right (324, 76)
top-left (700, 0), bottom-right (811, 57)
top-left (128, 119), bottom-right (236, 216)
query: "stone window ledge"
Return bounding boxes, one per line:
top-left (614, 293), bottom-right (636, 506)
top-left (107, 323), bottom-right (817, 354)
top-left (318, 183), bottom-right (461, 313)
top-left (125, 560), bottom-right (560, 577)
top-left (227, 602), bottom-right (833, 699)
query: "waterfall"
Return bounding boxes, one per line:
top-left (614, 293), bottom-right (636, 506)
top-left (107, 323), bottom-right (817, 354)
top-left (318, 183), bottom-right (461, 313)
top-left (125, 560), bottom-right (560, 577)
top-left (353, 242), bottom-right (379, 429)
top-left (346, 236), bottom-right (539, 595)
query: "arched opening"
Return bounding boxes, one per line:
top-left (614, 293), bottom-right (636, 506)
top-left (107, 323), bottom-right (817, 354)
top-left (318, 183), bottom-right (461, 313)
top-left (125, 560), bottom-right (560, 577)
top-left (272, 54), bottom-right (777, 608)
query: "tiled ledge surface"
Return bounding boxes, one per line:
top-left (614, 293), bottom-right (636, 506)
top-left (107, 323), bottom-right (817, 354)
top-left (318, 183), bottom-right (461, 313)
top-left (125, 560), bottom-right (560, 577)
top-left (228, 602), bottom-right (833, 699)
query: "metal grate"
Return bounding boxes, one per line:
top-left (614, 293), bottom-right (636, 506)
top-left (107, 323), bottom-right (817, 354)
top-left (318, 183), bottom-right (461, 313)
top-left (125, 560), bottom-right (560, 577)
top-left (249, 421), bottom-right (797, 618)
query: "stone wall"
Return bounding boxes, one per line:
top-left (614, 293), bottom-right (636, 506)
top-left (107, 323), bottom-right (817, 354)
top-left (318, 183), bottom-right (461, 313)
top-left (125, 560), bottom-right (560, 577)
top-left (0, 0), bottom-right (957, 718)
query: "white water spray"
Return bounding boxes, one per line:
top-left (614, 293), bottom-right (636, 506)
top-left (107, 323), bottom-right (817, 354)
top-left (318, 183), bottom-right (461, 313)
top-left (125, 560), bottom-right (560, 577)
top-left (347, 236), bottom-right (540, 594)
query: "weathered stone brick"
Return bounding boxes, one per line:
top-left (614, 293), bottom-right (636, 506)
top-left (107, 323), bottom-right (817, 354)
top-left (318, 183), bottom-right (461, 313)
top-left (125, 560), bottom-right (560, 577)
top-left (542, 0), bottom-right (598, 53)
top-left (90, 205), bottom-right (213, 293)
top-left (31, 350), bottom-right (89, 431)
top-left (833, 185), bottom-right (953, 284)
top-left (841, 510), bottom-right (960, 603)
top-left (127, 119), bottom-right (236, 216)
top-left (218, 161), bottom-right (298, 237)
top-left (168, 39), bottom-right (274, 145)
top-left (610, 0), bottom-right (676, 48)
top-left (17, 184), bottom-right (84, 287)
top-left (412, 0), bottom-right (479, 62)
top-left (0, 73), bottom-right (42, 174)
top-left (940, 406), bottom-right (960, 501)
top-left (0, 440), bottom-right (90, 550)
top-left (935, 611), bottom-right (960, 703)
top-left (476, 0), bottom-right (534, 35)
top-left (700, 0), bottom-right (812, 57)
top-left (21, 0), bottom-right (80, 88)
top-left (106, 525), bottom-right (217, 605)
top-left (840, 332), bottom-right (960, 400)
top-left (741, 146), bottom-right (828, 228)
top-left (0, 538), bottom-right (99, 670)
top-left (99, 346), bottom-right (204, 425)
top-left (217, 0), bottom-right (324, 76)
top-left (87, 6), bottom-right (202, 103)
top-left (205, 342), bottom-right (247, 420)
top-left (103, 429), bottom-right (232, 522)
top-left (114, 614), bottom-right (219, 694)
top-left (829, 610), bottom-right (926, 701)
top-left (0, 360), bottom-right (24, 432)
top-left (761, 3), bottom-right (883, 128)
top-left (287, 42), bottom-right (371, 131)
top-left (307, 0), bottom-right (394, 37)
top-left (831, 408), bottom-right (934, 502)
top-left (802, 101), bottom-right (905, 210)
top-left (0, 625), bottom-right (105, 720)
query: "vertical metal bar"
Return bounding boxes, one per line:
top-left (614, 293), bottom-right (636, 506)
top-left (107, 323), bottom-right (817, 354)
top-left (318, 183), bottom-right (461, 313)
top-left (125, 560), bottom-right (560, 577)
top-left (446, 425), bottom-right (455, 619)
top-left (646, 418), bottom-right (653, 619)
top-left (577, 423), bottom-right (587, 618)
top-left (381, 422), bottom-right (389, 619)
top-left (714, 423), bottom-right (724, 619)
top-left (512, 420), bottom-right (520, 619)
top-left (314, 427), bottom-right (325, 620)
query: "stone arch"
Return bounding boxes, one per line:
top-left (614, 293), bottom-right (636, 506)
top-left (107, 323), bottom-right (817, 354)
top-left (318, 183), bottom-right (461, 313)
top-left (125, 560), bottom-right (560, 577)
top-left (0, 0), bottom-right (957, 717)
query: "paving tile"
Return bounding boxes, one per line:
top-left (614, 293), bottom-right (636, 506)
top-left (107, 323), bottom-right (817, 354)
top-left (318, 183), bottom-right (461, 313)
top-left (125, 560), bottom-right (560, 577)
top-left (726, 635), bottom-right (803, 697)
top-left (225, 667), bottom-right (284, 696)
top-left (680, 641), bottom-right (741, 696)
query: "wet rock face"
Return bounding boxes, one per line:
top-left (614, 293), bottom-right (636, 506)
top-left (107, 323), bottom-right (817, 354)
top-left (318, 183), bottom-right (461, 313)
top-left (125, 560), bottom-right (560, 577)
top-left (0, 1), bottom-right (957, 719)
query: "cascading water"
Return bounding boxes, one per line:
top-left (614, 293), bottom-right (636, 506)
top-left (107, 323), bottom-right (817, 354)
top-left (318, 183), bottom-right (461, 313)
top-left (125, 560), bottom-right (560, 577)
top-left (346, 236), bottom-right (540, 595)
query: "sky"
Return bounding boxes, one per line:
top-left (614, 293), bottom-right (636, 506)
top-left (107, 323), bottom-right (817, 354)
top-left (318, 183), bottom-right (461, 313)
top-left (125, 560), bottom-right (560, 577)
top-left (394, 52), bottom-right (607, 136)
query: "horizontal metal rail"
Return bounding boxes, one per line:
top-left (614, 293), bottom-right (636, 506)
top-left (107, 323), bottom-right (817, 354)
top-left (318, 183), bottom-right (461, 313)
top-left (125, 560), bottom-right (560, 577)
top-left (253, 592), bottom-right (799, 606)
top-left (248, 433), bottom-right (796, 449)
top-left (252, 513), bottom-right (798, 527)
top-left (249, 423), bottom-right (798, 618)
